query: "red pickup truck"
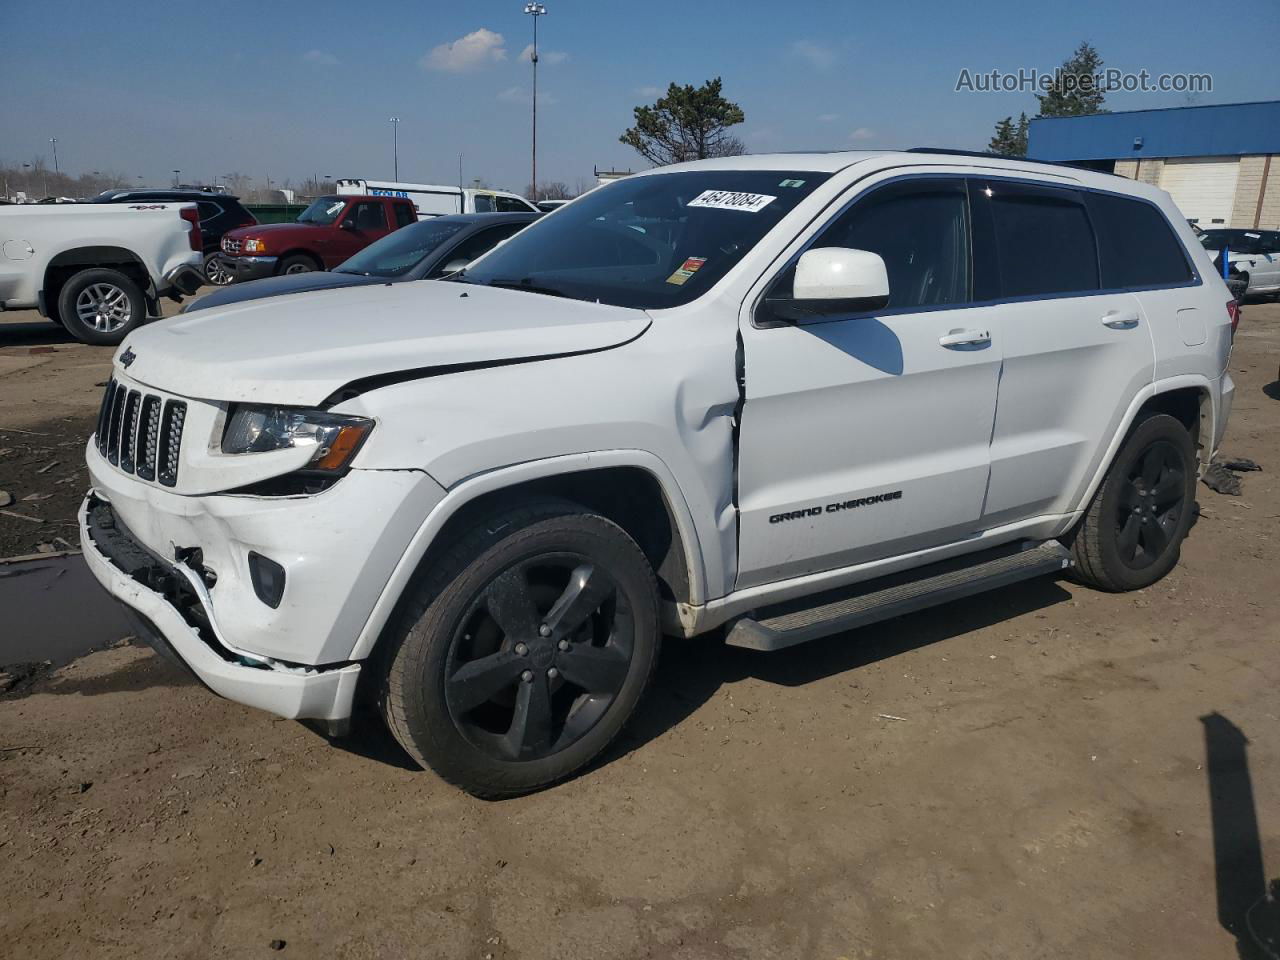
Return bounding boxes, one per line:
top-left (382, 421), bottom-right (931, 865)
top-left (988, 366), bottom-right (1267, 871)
top-left (217, 194), bottom-right (417, 282)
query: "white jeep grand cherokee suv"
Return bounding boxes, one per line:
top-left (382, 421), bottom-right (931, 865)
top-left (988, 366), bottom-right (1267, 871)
top-left (81, 151), bottom-right (1236, 797)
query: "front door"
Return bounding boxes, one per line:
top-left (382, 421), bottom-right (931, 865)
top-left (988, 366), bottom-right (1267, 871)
top-left (327, 200), bottom-right (391, 267)
top-left (736, 177), bottom-right (1002, 590)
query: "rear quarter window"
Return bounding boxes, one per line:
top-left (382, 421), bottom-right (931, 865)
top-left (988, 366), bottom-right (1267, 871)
top-left (1086, 192), bottom-right (1192, 288)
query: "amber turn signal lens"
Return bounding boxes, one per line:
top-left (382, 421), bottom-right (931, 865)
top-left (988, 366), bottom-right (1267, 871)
top-left (311, 424), bottom-right (370, 472)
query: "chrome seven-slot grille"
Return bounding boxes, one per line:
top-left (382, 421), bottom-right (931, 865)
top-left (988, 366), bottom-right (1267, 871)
top-left (220, 236), bottom-right (241, 254)
top-left (95, 379), bottom-right (187, 486)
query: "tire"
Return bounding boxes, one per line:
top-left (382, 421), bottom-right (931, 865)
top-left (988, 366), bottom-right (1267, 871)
top-left (56, 268), bottom-right (147, 346)
top-left (1068, 412), bottom-right (1197, 592)
top-left (279, 254), bottom-right (317, 275)
top-left (378, 499), bottom-right (661, 798)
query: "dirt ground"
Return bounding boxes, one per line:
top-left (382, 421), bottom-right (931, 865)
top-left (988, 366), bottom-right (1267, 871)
top-left (1, 301), bottom-right (1279, 959)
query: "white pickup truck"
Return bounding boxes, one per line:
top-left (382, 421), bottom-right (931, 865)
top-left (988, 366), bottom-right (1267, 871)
top-left (0, 203), bottom-right (206, 345)
top-left (83, 151), bottom-right (1235, 798)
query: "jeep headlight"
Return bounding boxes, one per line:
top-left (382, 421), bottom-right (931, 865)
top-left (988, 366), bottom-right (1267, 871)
top-left (221, 405), bottom-right (372, 473)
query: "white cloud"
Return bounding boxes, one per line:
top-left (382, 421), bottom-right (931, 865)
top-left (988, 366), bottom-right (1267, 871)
top-left (817, 112), bottom-right (840, 123)
top-left (421, 28), bottom-right (507, 72)
top-left (790, 39), bottom-right (836, 70)
top-left (497, 85), bottom-right (557, 106)
top-left (519, 44), bottom-right (568, 65)
top-left (848, 127), bottom-right (876, 141)
top-left (302, 49), bottom-right (339, 66)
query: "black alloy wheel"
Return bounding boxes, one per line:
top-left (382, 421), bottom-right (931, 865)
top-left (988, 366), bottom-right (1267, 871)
top-left (378, 501), bottom-right (661, 798)
top-left (444, 554), bottom-right (634, 762)
top-left (1114, 440), bottom-right (1187, 570)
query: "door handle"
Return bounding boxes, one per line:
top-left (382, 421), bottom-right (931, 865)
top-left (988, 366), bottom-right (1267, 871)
top-left (1102, 311), bottom-right (1140, 330)
top-left (939, 329), bottom-right (991, 348)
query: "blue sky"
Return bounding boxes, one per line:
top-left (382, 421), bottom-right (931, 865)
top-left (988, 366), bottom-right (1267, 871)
top-left (3, 0), bottom-right (1278, 193)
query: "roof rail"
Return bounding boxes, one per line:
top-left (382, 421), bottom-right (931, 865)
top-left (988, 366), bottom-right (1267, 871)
top-left (906, 147), bottom-right (1081, 171)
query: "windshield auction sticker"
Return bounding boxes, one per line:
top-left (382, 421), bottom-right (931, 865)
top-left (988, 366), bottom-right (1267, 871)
top-left (687, 190), bottom-right (776, 213)
top-left (666, 256), bottom-right (707, 285)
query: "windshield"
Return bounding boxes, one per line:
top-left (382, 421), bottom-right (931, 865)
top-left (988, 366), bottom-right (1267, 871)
top-left (296, 196), bottom-right (347, 225)
top-left (458, 170), bottom-right (832, 309)
top-left (1199, 230), bottom-right (1262, 255)
top-left (336, 219), bottom-right (468, 277)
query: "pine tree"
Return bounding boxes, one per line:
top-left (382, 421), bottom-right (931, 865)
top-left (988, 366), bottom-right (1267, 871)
top-left (620, 78), bottom-right (746, 166)
top-left (1037, 42), bottom-right (1108, 117)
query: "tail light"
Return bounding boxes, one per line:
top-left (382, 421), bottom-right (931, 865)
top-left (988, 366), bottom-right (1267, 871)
top-left (179, 206), bottom-right (202, 251)
top-left (1226, 299), bottom-right (1239, 337)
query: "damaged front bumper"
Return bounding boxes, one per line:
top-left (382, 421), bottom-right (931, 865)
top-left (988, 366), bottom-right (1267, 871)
top-left (80, 495), bottom-right (361, 720)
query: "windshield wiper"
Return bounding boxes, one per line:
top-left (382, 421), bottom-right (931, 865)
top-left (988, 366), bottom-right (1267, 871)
top-left (484, 277), bottom-right (570, 298)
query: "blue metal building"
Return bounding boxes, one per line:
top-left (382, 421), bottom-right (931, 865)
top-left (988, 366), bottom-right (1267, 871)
top-left (1027, 101), bottom-right (1280, 229)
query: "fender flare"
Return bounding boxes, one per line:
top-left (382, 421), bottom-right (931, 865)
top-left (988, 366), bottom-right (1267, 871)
top-left (1067, 373), bottom-right (1216, 526)
top-left (345, 449), bottom-right (709, 661)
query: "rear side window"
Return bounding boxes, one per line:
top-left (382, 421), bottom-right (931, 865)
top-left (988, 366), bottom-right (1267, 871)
top-left (982, 182), bottom-right (1099, 297)
top-left (1086, 192), bottom-right (1192, 288)
top-left (195, 201), bottom-right (222, 223)
top-left (496, 196), bottom-right (532, 213)
top-left (393, 203), bottom-right (416, 228)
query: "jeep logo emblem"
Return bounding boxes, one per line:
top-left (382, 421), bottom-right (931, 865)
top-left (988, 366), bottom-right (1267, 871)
top-left (119, 347), bottom-right (137, 368)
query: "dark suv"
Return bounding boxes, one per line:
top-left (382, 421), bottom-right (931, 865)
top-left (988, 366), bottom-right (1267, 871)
top-left (92, 188), bottom-right (257, 285)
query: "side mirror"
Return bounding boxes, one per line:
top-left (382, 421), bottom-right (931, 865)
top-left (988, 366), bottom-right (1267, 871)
top-left (339, 219), bottom-right (356, 231)
top-left (766, 247), bottom-right (890, 323)
top-left (442, 258), bottom-right (470, 274)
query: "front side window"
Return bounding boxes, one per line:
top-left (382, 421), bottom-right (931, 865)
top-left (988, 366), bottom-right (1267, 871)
top-left (430, 223), bottom-right (527, 278)
top-left (1086, 192), bottom-right (1191, 288)
top-left (981, 182), bottom-right (1099, 298)
top-left (460, 170), bottom-right (832, 309)
top-left (336, 219), bottom-right (467, 277)
top-left (296, 196), bottom-right (347, 225)
top-left (786, 179), bottom-right (972, 310)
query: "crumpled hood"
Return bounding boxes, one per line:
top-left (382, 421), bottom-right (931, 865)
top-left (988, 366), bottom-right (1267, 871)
top-left (118, 281), bottom-right (650, 406)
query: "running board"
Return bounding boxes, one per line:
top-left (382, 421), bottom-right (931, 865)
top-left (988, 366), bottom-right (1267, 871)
top-left (725, 541), bottom-right (1073, 652)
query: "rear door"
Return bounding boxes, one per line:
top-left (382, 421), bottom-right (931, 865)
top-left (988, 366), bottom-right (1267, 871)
top-left (735, 176), bottom-right (1003, 588)
top-left (973, 179), bottom-right (1158, 526)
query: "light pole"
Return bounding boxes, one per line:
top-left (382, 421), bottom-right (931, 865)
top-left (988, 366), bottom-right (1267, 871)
top-left (389, 117), bottom-right (400, 180)
top-left (173, 169), bottom-right (180, 188)
top-left (523, 2), bottom-right (546, 201)
top-left (49, 138), bottom-right (58, 175)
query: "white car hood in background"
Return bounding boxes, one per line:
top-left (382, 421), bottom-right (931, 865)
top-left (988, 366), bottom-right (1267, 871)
top-left (118, 281), bottom-right (651, 405)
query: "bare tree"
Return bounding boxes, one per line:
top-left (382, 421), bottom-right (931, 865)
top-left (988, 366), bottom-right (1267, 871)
top-left (526, 180), bottom-right (573, 201)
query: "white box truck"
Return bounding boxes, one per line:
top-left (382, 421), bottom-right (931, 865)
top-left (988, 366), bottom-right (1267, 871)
top-left (335, 179), bottom-right (538, 218)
